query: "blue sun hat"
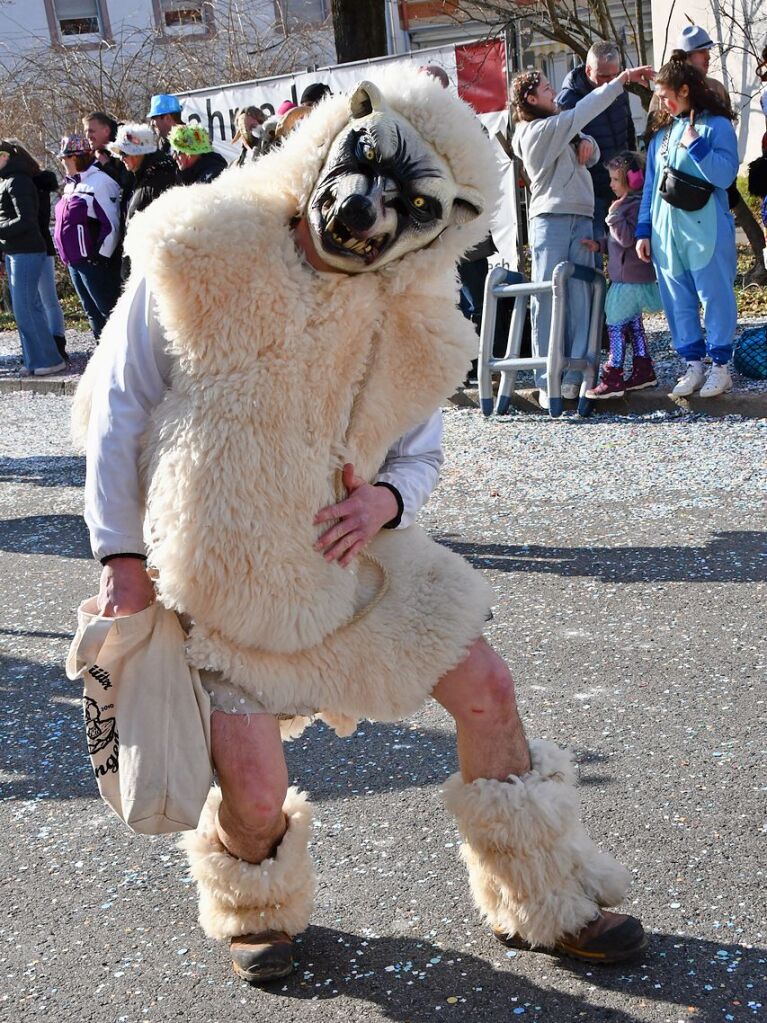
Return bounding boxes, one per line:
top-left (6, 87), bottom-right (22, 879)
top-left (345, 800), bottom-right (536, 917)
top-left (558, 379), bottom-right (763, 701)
top-left (147, 93), bottom-right (182, 118)
top-left (676, 26), bottom-right (715, 52)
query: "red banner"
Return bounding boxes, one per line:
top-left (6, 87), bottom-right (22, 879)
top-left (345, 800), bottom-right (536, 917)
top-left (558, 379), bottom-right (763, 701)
top-left (456, 39), bottom-right (507, 114)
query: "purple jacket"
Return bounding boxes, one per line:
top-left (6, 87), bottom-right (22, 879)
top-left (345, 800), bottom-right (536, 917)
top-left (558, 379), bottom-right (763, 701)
top-left (603, 193), bottom-right (657, 285)
top-left (54, 164), bottom-right (120, 266)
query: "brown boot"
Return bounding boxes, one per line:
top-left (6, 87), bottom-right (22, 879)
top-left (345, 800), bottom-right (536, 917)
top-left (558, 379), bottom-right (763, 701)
top-left (494, 910), bottom-right (647, 965)
top-left (230, 929), bottom-right (295, 983)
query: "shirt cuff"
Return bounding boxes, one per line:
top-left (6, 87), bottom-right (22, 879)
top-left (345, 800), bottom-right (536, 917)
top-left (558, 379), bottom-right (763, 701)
top-left (686, 135), bottom-right (712, 161)
top-left (373, 481), bottom-right (404, 529)
top-left (635, 222), bottom-right (651, 240)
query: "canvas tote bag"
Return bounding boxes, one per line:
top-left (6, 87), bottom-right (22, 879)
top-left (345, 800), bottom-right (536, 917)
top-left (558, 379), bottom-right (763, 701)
top-left (66, 597), bottom-right (212, 835)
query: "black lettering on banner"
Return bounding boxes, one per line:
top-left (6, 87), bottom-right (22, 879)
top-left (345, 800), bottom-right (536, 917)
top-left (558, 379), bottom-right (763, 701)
top-left (229, 108), bottom-right (238, 136)
top-left (207, 98), bottom-right (226, 142)
top-left (261, 103), bottom-right (275, 117)
top-left (187, 113), bottom-right (202, 125)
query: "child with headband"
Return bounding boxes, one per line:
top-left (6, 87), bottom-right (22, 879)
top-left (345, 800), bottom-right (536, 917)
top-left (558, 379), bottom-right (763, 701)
top-left (584, 151), bottom-right (662, 397)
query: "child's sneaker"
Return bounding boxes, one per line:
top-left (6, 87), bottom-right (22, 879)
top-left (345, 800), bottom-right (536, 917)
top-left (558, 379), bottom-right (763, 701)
top-left (699, 363), bottom-right (733, 397)
top-left (624, 356), bottom-right (657, 391)
top-left (585, 365), bottom-right (625, 399)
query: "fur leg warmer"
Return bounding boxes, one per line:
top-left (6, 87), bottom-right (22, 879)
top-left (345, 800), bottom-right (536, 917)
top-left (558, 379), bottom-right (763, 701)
top-left (179, 786), bottom-right (315, 940)
top-left (443, 739), bottom-right (631, 948)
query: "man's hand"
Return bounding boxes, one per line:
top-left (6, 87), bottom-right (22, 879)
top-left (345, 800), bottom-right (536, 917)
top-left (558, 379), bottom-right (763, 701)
top-left (314, 463), bottom-right (399, 568)
top-left (576, 138), bottom-right (595, 166)
top-left (98, 557), bottom-right (155, 617)
top-left (581, 238), bottom-right (601, 253)
top-left (636, 238), bottom-right (652, 262)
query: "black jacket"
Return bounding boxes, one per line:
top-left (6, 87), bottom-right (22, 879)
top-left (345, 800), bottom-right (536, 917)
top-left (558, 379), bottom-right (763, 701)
top-left (123, 150), bottom-right (179, 226)
top-left (33, 169), bottom-right (59, 257)
top-left (556, 65), bottom-right (637, 199)
top-left (0, 155), bottom-right (46, 255)
top-left (179, 150), bottom-right (227, 185)
top-left (96, 154), bottom-right (132, 193)
top-left (120, 151), bottom-right (179, 279)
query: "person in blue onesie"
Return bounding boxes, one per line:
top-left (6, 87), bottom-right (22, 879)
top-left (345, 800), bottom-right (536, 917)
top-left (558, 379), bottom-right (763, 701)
top-left (636, 51), bottom-right (739, 398)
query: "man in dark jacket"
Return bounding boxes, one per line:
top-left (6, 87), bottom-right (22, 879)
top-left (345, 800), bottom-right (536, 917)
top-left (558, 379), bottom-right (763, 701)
top-left (169, 125), bottom-right (227, 185)
top-left (556, 41), bottom-right (637, 249)
top-left (108, 123), bottom-right (179, 279)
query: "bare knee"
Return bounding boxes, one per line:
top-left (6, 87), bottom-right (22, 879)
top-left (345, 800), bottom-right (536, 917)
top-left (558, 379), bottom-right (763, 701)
top-left (436, 642), bottom-right (519, 725)
top-left (467, 654), bottom-right (517, 720)
top-left (211, 711), bottom-right (288, 831)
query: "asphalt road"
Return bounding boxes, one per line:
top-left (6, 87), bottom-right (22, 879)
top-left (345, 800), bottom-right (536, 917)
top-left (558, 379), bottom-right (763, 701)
top-left (0, 394), bottom-right (765, 1023)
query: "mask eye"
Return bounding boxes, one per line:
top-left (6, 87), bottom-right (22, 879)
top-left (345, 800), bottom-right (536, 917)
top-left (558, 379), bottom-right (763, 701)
top-left (412, 196), bottom-right (426, 208)
top-left (364, 146), bottom-right (376, 161)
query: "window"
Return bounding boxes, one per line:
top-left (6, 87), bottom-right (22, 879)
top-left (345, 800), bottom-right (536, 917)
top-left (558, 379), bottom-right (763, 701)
top-left (52, 0), bottom-right (103, 36)
top-left (160, 0), bottom-right (204, 27)
top-left (156, 0), bottom-right (214, 36)
top-left (274, 0), bottom-right (328, 31)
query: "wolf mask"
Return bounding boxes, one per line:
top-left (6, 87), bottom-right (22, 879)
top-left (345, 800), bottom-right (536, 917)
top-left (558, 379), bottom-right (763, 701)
top-left (307, 81), bottom-right (486, 273)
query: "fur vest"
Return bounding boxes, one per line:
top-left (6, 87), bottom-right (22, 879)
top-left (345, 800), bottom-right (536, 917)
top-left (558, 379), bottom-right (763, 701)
top-left (76, 71), bottom-right (499, 732)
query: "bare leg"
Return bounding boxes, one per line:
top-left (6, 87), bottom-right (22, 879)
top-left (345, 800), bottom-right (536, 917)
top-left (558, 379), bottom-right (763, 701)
top-left (211, 710), bottom-right (288, 863)
top-left (433, 636), bottom-right (530, 782)
top-left (436, 638), bottom-right (642, 957)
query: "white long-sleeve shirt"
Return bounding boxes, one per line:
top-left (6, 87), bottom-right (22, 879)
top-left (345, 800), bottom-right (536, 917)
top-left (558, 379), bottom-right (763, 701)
top-left (85, 277), bottom-right (445, 562)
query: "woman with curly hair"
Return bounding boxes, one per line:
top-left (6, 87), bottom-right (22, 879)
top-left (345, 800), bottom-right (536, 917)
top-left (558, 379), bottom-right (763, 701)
top-left (511, 64), bottom-right (654, 408)
top-left (636, 51), bottom-right (739, 397)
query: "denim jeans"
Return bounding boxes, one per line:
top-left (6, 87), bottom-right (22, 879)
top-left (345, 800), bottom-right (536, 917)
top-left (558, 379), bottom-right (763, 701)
top-left (529, 213), bottom-right (593, 389)
top-left (69, 257), bottom-right (121, 340)
top-left (38, 255), bottom-right (66, 338)
top-left (592, 193), bottom-right (611, 270)
top-left (4, 252), bottom-right (63, 372)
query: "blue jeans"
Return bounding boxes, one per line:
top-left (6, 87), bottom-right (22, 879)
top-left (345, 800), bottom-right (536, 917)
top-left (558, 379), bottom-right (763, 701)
top-left (529, 213), bottom-right (593, 389)
top-left (69, 257), bottom-right (121, 340)
top-left (38, 255), bottom-right (66, 338)
top-left (4, 253), bottom-right (63, 372)
top-left (592, 194), bottom-right (611, 270)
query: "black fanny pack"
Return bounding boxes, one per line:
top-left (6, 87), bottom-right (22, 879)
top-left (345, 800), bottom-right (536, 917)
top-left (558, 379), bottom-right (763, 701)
top-left (659, 165), bottom-right (714, 212)
top-left (658, 124), bottom-right (715, 212)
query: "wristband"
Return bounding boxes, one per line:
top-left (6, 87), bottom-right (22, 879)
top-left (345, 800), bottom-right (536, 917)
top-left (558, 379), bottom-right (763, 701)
top-left (100, 552), bottom-right (148, 566)
top-left (373, 481), bottom-right (404, 529)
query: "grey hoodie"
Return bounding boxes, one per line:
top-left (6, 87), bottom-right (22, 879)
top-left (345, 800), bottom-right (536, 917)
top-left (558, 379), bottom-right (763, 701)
top-left (512, 78), bottom-right (626, 220)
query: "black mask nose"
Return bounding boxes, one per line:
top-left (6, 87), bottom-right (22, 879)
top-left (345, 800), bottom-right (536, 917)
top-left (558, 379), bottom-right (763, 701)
top-left (336, 193), bottom-right (377, 232)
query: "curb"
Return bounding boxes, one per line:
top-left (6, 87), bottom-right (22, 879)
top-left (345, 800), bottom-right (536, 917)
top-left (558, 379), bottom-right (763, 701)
top-left (0, 375), bottom-right (79, 396)
top-left (3, 375), bottom-right (764, 419)
top-left (451, 386), bottom-right (766, 419)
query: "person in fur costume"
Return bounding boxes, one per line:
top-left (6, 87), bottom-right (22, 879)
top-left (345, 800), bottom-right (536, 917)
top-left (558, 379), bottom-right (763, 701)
top-left (74, 69), bottom-right (646, 983)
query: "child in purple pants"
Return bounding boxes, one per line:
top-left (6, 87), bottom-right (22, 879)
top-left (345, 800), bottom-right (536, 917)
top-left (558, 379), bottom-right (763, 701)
top-left (584, 152), bottom-right (662, 398)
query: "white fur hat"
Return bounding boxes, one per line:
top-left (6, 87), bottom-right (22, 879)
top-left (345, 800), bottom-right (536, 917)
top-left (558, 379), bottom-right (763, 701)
top-left (108, 123), bottom-right (157, 157)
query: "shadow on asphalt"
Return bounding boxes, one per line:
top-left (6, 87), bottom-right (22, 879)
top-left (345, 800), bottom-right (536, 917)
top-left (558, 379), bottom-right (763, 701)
top-left (0, 454), bottom-right (85, 487)
top-left (285, 721), bottom-right (616, 802)
top-left (0, 513), bottom-right (91, 558)
top-left (263, 925), bottom-right (761, 1023)
top-left (438, 531), bottom-right (767, 583)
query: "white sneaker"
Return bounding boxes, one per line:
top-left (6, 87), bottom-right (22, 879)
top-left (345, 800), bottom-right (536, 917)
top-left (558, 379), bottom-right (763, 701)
top-left (699, 363), bottom-right (733, 397)
top-left (33, 361), bottom-right (66, 377)
top-left (561, 382), bottom-right (580, 400)
top-left (537, 389), bottom-right (550, 410)
top-left (672, 360), bottom-right (706, 397)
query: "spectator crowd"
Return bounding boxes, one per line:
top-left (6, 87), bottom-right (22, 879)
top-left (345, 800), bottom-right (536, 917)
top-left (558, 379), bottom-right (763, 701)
top-left (0, 83), bottom-right (325, 376)
top-left (0, 39), bottom-right (765, 397)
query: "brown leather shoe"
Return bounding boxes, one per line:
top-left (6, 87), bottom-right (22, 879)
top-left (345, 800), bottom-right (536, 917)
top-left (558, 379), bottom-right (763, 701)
top-left (230, 929), bottom-right (295, 983)
top-left (493, 912), bottom-right (647, 965)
